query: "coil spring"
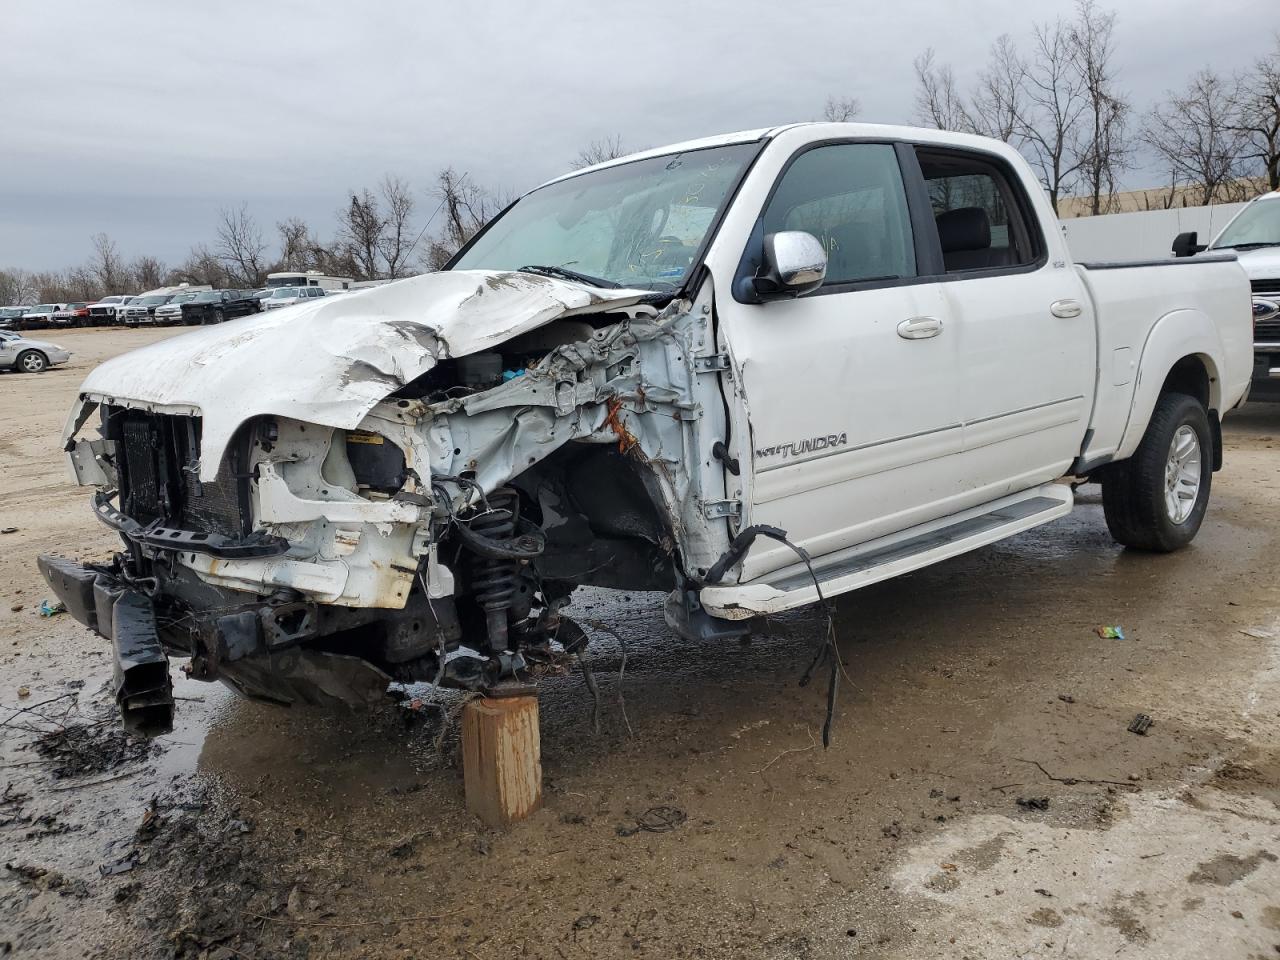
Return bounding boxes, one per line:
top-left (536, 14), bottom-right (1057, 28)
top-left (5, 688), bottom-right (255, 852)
top-left (467, 487), bottom-right (520, 652)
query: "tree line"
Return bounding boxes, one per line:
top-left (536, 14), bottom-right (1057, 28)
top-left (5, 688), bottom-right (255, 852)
top-left (890, 1), bottom-right (1279, 213)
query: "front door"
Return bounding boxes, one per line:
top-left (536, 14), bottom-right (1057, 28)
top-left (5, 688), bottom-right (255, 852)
top-left (716, 142), bottom-right (966, 581)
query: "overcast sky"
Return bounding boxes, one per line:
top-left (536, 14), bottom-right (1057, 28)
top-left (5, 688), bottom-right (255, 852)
top-left (2, 0), bottom-right (1273, 272)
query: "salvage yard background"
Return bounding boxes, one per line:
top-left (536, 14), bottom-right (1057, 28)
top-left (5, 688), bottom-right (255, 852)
top-left (1, 328), bottom-right (1278, 958)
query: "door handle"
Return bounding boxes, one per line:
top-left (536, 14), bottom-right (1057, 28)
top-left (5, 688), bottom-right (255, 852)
top-left (1050, 299), bottom-right (1083, 319)
top-left (897, 316), bottom-right (943, 340)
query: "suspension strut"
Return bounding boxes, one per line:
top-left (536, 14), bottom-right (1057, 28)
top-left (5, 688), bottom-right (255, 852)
top-left (467, 488), bottom-right (521, 654)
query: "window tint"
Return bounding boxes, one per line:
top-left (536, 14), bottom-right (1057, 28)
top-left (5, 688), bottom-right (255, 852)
top-left (916, 150), bottom-right (1040, 272)
top-left (762, 144), bottom-right (916, 286)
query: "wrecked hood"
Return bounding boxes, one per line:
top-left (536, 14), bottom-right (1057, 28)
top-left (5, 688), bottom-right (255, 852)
top-left (74, 270), bottom-right (652, 481)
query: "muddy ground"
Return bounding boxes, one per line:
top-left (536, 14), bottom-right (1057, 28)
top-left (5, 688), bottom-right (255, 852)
top-left (2, 326), bottom-right (1279, 959)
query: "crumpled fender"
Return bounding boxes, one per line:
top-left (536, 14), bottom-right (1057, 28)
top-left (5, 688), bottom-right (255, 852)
top-left (70, 270), bottom-right (652, 481)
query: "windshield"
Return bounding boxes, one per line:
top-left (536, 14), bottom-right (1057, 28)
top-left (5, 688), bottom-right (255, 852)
top-left (33, 305), bottom-right (56, 312)
top-left (450, 143), bottom-right (758, 291)
top-left (270, 288), bottom-right (301, 298)
top-left (193, 292), bottom-right (221, 302)
top-left (1212, 199), bottom-right (1280, 249)
top-left (266, 277), bottom-right (305, 288)
top-left (136, 295), bottom-right (170, 306)
top-left (169, 293), bottom-right (198, 304)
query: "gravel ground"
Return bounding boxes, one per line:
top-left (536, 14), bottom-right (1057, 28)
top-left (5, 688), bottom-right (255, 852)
top-left (2, 326), bottom-right (1279, 959)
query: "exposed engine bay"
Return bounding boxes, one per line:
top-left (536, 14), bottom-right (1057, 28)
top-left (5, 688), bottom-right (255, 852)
top-left (45, 271), bottom-right (744, 731)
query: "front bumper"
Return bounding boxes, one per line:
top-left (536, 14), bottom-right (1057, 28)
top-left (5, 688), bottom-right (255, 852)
top-left (37, 555), bottom-right (175, 736)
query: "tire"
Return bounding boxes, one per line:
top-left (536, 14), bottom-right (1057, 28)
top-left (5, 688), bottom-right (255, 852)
top-left (16, 350), bottom-right (48, 374)
top-left (1101, 391), bottom-right (1212, 552)
top-left (212, 308), bottom-right (224, 325)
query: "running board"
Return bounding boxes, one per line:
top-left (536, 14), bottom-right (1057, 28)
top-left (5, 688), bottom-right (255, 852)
top-left (699, 483), bottom-right (1074, 618)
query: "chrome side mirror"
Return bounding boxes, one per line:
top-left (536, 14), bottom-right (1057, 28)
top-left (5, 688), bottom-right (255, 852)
top-left (754, 231), bottom-right (827, 299)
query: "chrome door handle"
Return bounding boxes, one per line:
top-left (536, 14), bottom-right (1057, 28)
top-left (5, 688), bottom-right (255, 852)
top-left (897, 316), bottom-right (943, 340)
top-left (1050, 299), bottom-right (1083, 319)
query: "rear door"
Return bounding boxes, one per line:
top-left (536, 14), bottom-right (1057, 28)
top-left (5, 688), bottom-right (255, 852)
top-left (910, 146), bottom-right (1095, 495)
top-left (716, 141), bottom-right (966, 580)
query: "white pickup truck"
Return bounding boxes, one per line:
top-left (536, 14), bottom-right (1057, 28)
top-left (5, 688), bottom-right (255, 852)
top-left (40, 123), bottom-right (1253, 732)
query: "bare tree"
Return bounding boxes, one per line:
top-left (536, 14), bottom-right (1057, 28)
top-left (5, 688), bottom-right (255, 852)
top-left (378, 175), bottom-right (417, 279)
top-left (822, 96), bottom-right (861, 122)
top-left (275, 218), bottom-right (319, 273)
top-left (1016, 17), bottom-right (1088, 212)
top-left (1143, 69), bottom-right (1251, 206)
top-left (423, 168), bottom-right (502, 271)
top-left (571, 135), bottom-right (628, 170)
top-left (913, 49), bottom-right (972, 132)
top-left (337, 189), bottom-right (385, 280)
top-left (215, 204), bottom-right (268, 287)
top-left (969, 35), bottom-right (1025, 141)
top-left (89, 233), bottom-right (128, 294)
top-left (1070, 0), bottom-right (1131, 214)
top-left (1232, 38), bottom-right (1280, 190)
top-left (0, 268), bottom-right (39, 305)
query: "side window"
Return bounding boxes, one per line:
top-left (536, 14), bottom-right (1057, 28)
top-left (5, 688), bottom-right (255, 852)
top-left (916, 149), bottom-right (1041, 273)
top-left (762, 144), bottom-right (916, 286)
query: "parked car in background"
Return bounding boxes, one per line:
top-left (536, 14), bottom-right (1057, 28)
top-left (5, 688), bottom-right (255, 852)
top-left (261, 286), bottom-right (328, 311)
top-left (1174, 190), bottom-right (1280, 400)
top-left (0, 307), bottom-right (28, 329)
top-left (87, 295), bottom-right (136, 325)
top-left (173, 289), bottom-right (262, 325)
top-left (121, 294), bottom-right (175, 326)
top-left (17, 304), bottom-right (62, 329)
top-left (152, 292), bottom-right (201, 325)
top-left (0, 330), bottom-right (72, 373)
top-left (52, 302), bottom-right (93, 325)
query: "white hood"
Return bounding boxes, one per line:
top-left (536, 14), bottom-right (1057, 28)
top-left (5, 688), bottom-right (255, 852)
top-left (1232, 247), bottom-right (1280, 283)
top-left (75, 270), bottom-right (651, 480)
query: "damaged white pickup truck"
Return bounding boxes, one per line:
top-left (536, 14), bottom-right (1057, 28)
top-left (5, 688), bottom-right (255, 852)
top-left (40, 123), bottom-right (1253, 735)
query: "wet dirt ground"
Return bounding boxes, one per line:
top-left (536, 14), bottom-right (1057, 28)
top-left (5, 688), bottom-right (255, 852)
top-left (2, 326), bottom-right (1279, 959)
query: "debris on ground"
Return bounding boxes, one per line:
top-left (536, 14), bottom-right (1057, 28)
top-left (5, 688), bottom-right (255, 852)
top-left (1127, 714), bottom-right (1154, 736)
top-left (38, 599), bottom-right (66, 618)
top-left (1094, 625), bottom-right (1125, 640)
top-left (4, 862), bottom-right (89, 899)
top-left (0, 526), bottom-right (17, 534)
top-left (34, 720), bottom-right (160, 779)
top-left (616, 805), bottom-right (687, 837)
top-left (99, 849), bottom-right (141, 876)
top-left (17, 685), bottom-right (30, 699)
top-left (1016, 796), bottom-right (1051, 811)
top-left (1057, 694), bottom-right (1075, 703)
top-left (1240, 627), bottom-right (1275, 640)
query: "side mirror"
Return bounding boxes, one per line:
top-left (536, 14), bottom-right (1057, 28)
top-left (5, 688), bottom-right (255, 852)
top-left (753, 231), bottom-right (828, 300)
top-left (1171, 231), bottom-right (1205, 258)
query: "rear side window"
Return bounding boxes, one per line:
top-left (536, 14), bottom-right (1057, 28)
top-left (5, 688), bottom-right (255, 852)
top-left (762, 143), bottom-right (916, 286)
top-left (915, 149), bottom-right (1042, 273)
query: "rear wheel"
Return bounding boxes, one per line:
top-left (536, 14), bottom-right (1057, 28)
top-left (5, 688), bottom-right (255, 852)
top-left (16, 350), bottom-right (48, 373)
top-left (1101, 391), bottom-right (1212, 551)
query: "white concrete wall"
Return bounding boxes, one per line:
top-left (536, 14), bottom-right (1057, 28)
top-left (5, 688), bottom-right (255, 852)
top-left (1060, 203), bottom-right (1250, 263)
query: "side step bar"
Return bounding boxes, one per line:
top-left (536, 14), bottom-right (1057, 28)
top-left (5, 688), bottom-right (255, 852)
top-left (699, 483), bottom-right (1074, 618)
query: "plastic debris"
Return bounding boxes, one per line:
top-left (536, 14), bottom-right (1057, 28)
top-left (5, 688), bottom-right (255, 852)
top-left (501, 369), bottom-right (526, 382)
top-left (1094, 625), bottom-right (1125, 640)
top-left (39, 599), bottom-right (67, 618)
top-left (1127, 713), bottom-right (1153, 735)
top-left (0, 527), bottom-right (17, 534)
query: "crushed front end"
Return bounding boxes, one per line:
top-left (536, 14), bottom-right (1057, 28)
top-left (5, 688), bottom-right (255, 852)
top-left (40, 271), bottom-right (738, 733)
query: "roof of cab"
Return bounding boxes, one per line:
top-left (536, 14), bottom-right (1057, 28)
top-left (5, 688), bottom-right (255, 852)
top-left (533, 121), bottom-right (1027, 193)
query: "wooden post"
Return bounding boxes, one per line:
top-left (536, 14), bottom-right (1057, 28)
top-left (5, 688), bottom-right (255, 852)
top-left (462, 695), bottom-right (542, 828)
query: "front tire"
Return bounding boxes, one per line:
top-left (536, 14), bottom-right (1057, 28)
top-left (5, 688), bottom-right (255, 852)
top-left (1101, 391), bottom-right (1212, 552)
top-left (16, 350), bottom-right (48, 373)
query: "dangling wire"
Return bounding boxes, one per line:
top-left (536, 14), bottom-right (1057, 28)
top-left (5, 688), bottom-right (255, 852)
top-left (703, 524), bottom-right (847, 747)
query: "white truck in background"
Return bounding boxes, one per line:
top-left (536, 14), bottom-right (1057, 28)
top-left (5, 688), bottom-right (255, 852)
top-left (39, 123), bottom-right (1252, 735)
top-left (1173, 190), bottom-right (1280, 399)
